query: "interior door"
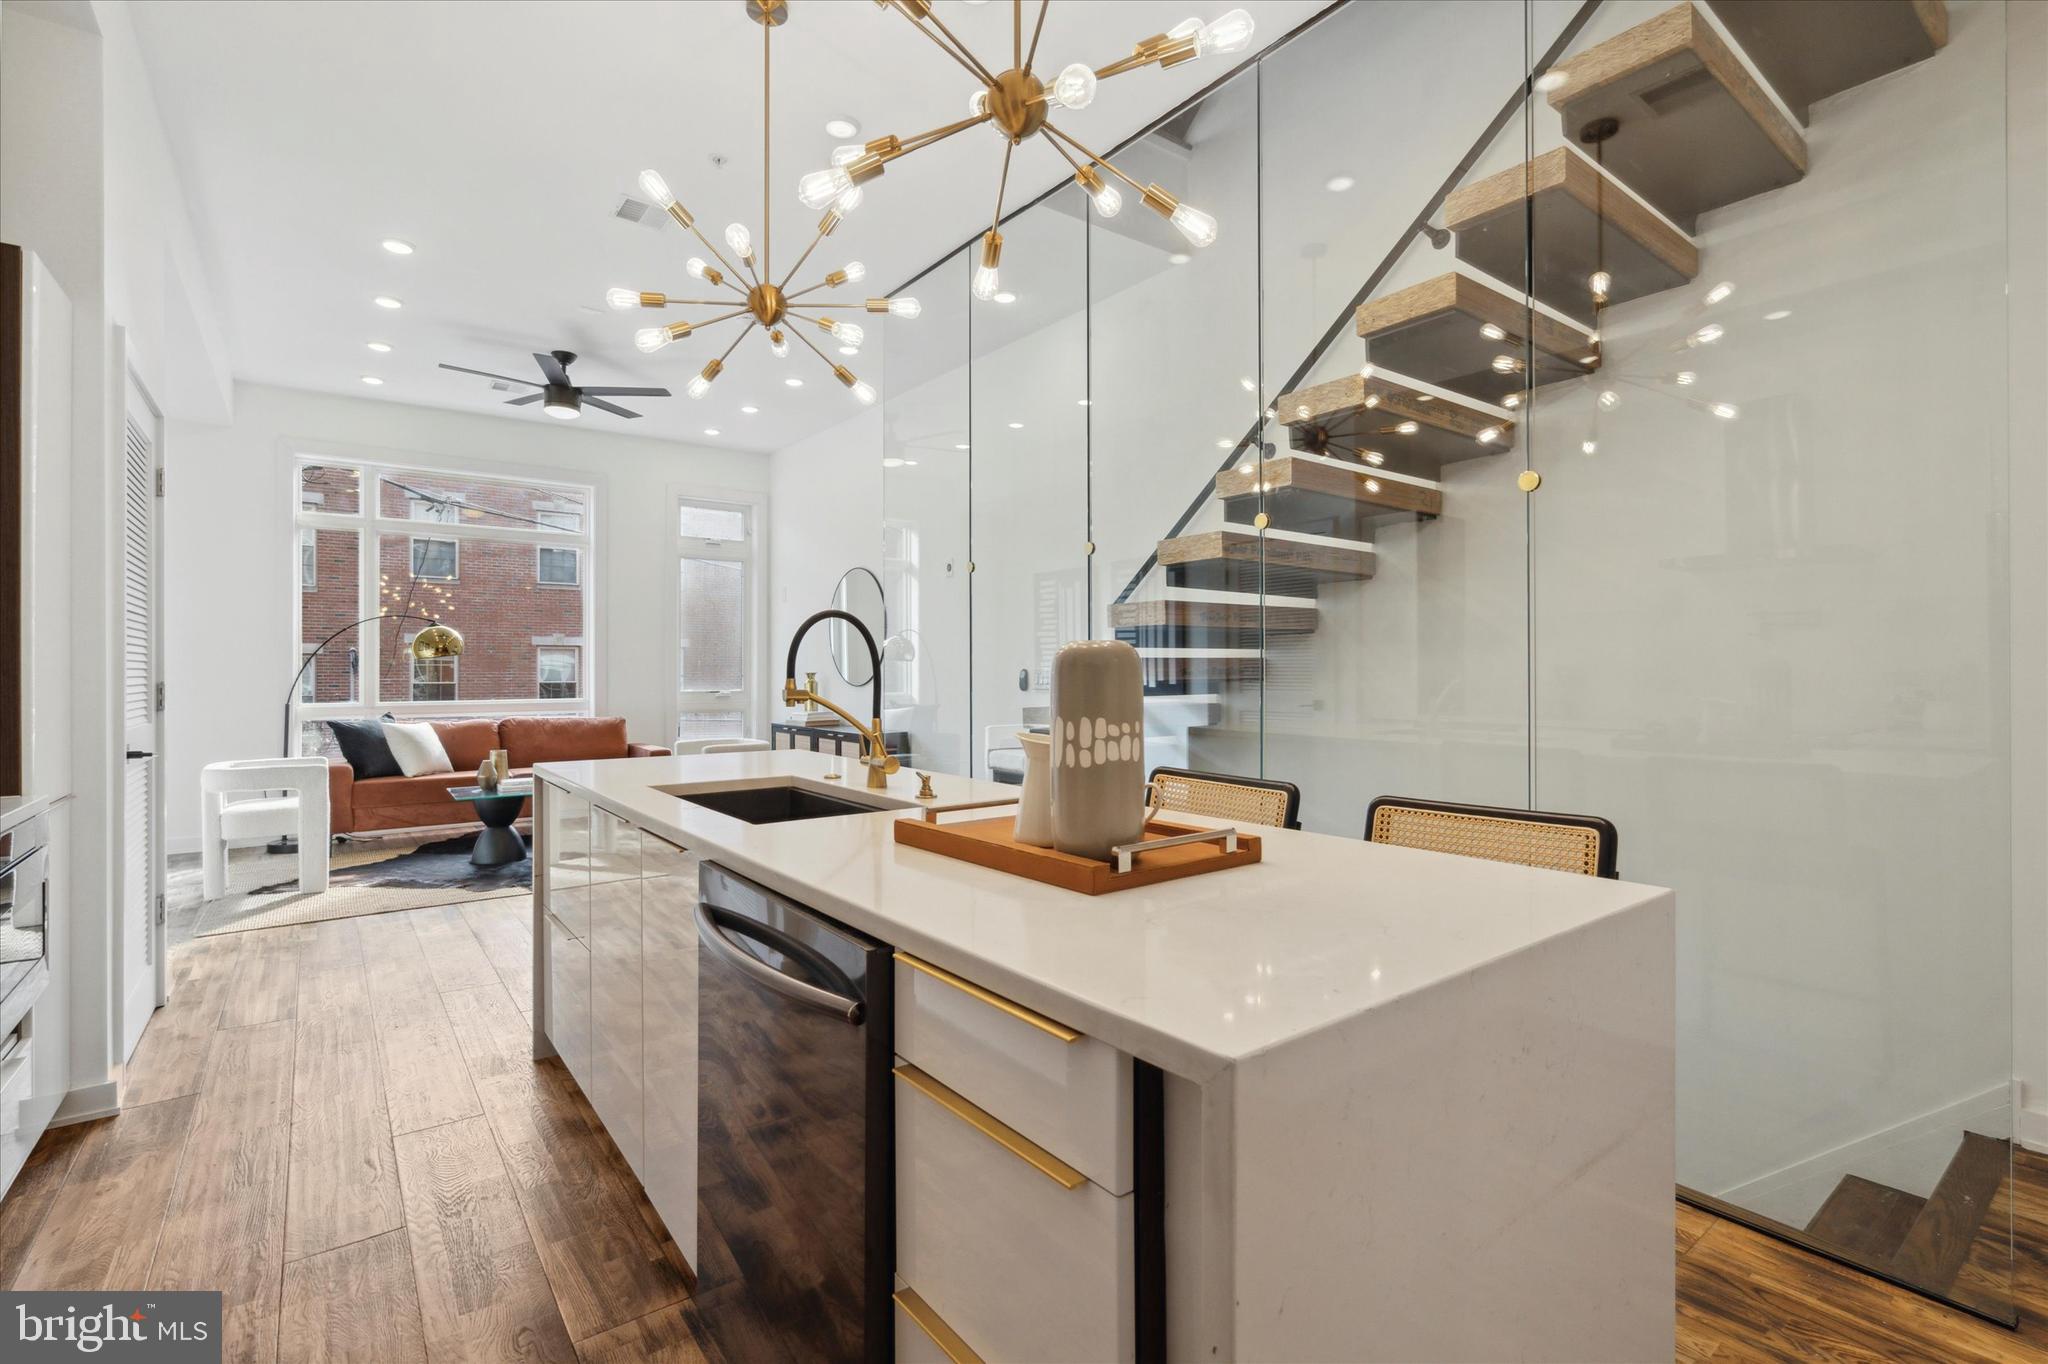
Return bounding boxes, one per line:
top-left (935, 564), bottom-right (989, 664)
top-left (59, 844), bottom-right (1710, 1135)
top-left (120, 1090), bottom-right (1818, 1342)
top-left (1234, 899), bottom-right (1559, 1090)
top-left (119, 372), bottom-right (167, 1052)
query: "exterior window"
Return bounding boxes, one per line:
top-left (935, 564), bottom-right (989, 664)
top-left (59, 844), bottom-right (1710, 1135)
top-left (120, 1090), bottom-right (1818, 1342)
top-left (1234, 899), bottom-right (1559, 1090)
top-left (300, 529), bottom-right (316, 590)
top-left (534, 506), bottom-right (583, 532)
top-left (538, 647), bottom-right (579, 699)
top-left (412, 653), bottom-right (457, 701)
top-left (677, 493), bottom-right (759, 742)
top-left (537, 545), bottom-right (580, 586)
top-left (300, 651), bottom-right (317, 703)
top-left (408, 494), bottom-right (462, 524)
top-left (411, 537), bottom-right (458, 580)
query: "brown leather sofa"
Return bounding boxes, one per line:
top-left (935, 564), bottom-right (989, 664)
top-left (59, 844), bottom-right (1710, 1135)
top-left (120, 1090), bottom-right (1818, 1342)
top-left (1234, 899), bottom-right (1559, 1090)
top-left (325, 716), bottom-right (671, 835)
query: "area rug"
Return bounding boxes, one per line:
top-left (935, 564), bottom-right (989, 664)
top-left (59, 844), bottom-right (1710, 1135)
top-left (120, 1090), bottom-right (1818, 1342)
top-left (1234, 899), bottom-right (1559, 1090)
top-left (186, 834), bottom-right (530, 938)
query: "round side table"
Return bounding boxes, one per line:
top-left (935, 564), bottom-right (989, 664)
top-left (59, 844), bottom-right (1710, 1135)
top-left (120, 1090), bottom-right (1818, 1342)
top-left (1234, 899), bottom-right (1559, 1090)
top-left (448, 783), bottom-right (531, 867)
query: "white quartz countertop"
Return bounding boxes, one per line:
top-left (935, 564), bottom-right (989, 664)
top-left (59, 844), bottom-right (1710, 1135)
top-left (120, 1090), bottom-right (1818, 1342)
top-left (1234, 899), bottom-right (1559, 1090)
top-left (535, 751), bottom-right (1672, 1081)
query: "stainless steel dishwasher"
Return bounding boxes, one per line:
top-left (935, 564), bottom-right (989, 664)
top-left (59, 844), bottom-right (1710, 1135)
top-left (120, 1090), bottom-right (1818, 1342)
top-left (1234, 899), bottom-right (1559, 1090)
top-left (695, 861), bottom-right (892, 1364)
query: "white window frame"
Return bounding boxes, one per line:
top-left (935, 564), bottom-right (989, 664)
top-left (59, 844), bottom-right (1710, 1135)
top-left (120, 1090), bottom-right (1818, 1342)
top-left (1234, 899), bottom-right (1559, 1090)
top-left (537, 645), bottom-right (580, 699)
top-left (300, 648), bottom-right (317, 703)
top-left (300, 527), bottom-right (317, 590)
top-left (288, 449), bottom-right (599, 741)
top-left (410, 535), bottom-right (459, 581)
top-left (533, 502), bottom-right (583, 532)
top-left (411, 649), bottom-right (458, 701)
top-left (536, 544), bottom-right (581, 587)
top-left (407, 492), bottom-right (463, 524)
top-left (670, 486), bottom-right (767, 745)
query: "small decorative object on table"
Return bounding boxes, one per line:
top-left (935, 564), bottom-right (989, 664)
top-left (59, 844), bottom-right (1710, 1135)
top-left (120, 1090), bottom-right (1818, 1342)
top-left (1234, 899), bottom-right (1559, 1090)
top-left (1049, 639), bottom-right (1146, 860)
top-left (477, 756), bottom-right (500, 793)
top-left (915, 771), bottom-right (937, 801)
top-left (490, 747), bottom-right (510, 782)
top-left (1014, 731), bottom-right (1054, 847)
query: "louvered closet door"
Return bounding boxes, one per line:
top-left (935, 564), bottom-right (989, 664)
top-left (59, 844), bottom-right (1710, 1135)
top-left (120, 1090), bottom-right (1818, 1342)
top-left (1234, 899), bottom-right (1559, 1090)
top-left (120, 386), bottom-right (166, 1057)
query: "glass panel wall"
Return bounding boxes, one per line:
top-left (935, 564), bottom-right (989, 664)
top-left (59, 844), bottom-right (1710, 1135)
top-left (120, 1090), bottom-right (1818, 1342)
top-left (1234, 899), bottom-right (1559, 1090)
top-left (873, 0), bottom-right (2015, 1318)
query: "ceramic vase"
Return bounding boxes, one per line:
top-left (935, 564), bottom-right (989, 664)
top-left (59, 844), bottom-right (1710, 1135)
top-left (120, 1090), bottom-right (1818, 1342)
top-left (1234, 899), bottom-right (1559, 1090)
top-left (490, 748), bottom-right (510, 781)
top-left (1049, 639), bottom-right (1146, 860)
top-left (1014, 732), bottom-right (1054, 847)
top-left (477, 757), bottom-right (500, 793)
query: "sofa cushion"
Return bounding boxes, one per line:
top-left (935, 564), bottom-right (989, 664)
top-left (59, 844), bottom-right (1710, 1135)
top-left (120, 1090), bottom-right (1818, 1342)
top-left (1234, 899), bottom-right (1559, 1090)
top-left (433, 718), bottom-right (501, 773)
top-left (353, 771), bottom-right (492, 814)
top-left (329, 717), bottom-right (402, 780)
top-left (382, 720), bottom-right (454, 777)
top-left (500, 716), bottom-right (628, 768)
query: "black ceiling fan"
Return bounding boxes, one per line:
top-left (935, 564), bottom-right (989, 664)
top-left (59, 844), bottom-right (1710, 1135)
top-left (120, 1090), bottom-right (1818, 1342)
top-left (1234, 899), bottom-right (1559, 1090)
top-left (437, 349), bottom-right (669, 420)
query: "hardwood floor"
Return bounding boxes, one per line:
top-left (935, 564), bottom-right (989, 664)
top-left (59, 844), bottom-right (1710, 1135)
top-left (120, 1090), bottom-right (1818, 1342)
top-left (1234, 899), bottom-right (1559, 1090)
top-left (0, 898), bottom-right (716, 1364)
top-left (4, 892), bottom-right (2045, 1363)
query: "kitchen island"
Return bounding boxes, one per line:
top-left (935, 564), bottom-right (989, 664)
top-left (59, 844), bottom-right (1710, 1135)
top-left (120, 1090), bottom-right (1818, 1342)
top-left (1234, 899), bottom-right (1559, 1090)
top-left (531, 750), bottom-right (1673, 1363)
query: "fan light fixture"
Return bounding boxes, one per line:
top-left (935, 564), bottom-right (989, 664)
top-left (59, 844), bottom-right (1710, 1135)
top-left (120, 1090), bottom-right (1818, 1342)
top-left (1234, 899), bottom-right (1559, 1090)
top-left (826, 1), bottom-right (1247, 293)
top-left (609, 1), bottom-right (916, 408)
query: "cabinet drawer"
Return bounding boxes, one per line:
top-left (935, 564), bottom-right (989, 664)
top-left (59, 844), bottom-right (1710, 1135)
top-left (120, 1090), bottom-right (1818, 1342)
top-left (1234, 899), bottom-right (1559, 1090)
top-left (545, 912), bottom-right (591, 1091)
top-left (894, 1285), bottom-right (982, 1364)
top-left (895, 1062), bottom-right (1132, 1364)
top-left (543, 784), bottom-right (591, 940)
top-left (641, 832), bottom-right (698, 1269)
top-left (0, 1036), bottom-right (31, 1193)
top-left (895, 953), bottom-right (1132, 1194)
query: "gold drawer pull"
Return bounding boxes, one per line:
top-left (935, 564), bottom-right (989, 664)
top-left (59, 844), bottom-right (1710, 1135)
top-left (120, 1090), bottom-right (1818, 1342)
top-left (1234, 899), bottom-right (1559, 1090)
top-left (895, 952), bottom-right (1082, 1043)
top-left (894, 1063), bottom-right (1087, 1190)
top-left (893, 1287), bottom-right (984, 1364)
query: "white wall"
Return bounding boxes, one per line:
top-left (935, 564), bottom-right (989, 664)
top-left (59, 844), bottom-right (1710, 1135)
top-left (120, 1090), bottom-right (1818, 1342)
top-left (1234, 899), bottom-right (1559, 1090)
top-left (765, 405), bottom-right (884, 724)
top-left (2, 0), bottom-right (233, 1116)
top-left (164, 381), bottom-right (769, 849)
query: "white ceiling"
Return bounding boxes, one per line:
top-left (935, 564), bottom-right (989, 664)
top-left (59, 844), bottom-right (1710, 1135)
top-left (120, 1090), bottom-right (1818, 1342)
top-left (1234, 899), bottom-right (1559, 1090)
top-left (130, 0), bottom-right (1325, 454)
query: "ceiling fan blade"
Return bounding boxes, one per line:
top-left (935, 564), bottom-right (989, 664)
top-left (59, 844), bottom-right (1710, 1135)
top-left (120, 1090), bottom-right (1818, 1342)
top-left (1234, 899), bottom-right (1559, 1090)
top-left (576, 386), bottom-right (672, 398)
top-left (439, 363), bottom-right (540, 386)
top-left (581, 395), bottom-right (642, 419)
top-left (505, 392), bottom-right (545, 406)
top-left (533, 352), bottom-right (573, 387)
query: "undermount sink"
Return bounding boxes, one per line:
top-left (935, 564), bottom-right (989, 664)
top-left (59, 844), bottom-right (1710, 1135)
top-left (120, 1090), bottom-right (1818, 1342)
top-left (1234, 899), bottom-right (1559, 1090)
top-left (670, 783), bottom-right (889, 825)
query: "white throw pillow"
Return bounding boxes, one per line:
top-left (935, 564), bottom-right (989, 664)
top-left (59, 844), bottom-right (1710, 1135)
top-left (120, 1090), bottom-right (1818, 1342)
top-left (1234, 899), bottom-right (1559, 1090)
top-left (381, 720), bottom-right (453, 777)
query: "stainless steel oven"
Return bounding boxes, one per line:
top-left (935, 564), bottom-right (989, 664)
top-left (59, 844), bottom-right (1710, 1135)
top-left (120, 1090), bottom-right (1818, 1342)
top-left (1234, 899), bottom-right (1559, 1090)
top-left (695, 861), bottom-right (892, 1364)
top-left (0, 814), bottom-right (50, 1041)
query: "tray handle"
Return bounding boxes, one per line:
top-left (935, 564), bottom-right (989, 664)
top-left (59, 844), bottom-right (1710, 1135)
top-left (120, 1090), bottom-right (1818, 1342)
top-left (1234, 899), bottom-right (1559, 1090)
top-left (916, 797), bottom-right (1023, 823)
top-left (1111, 826), bottom-right (1240, 875)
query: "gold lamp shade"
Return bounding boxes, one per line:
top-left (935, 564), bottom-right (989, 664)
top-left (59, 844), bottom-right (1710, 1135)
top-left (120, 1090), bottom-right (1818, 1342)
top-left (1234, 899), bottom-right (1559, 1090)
top-left (408, 624), bottom-right (464, 660)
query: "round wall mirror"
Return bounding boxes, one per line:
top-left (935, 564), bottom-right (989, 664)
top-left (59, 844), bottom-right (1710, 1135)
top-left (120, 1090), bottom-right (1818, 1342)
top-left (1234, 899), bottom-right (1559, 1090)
top-left (830, 567), bottom-right (886, 687)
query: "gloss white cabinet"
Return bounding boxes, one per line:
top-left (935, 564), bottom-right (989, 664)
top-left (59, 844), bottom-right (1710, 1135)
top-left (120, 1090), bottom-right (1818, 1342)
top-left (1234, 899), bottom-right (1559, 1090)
top-left (544, 910), bottom-right (589, 1089)
top-left (641, 832), bottom-right (699, 1268)
top-left (589, 807), bottom-right (643, 1173)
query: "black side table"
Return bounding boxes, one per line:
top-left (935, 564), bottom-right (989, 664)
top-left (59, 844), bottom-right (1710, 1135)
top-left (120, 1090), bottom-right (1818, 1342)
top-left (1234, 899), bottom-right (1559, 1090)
top-left (448, 782), bottom-right (533, 867)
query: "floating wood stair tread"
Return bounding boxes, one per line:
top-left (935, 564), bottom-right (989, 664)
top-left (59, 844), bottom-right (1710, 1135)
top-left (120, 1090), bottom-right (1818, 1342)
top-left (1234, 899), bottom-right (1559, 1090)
top-left (1546, 2), bottom-right (1806, 232)
top-left (1137, 649), bottom-right (1266, 687)
top-left (1890, 1131), bottom-right (2008, 1294)
top-left (1275, 370), bottom-right (1512, 475)
top-left (1805, 1174), bottom-right (1926, 1262)
top-left (1706, 0), bottom-right (1947, 124)
top-left (1109, 599), bottom-right (1319, 645)
top-left (1216, 458), bottom-right (1442, 536)
top-left (1158, 530), bottom-right (1375, 594)
top-left (1355, 273), bottom-right (1600, 406)
top-left (1443, 148), bottom-right (1699, 325)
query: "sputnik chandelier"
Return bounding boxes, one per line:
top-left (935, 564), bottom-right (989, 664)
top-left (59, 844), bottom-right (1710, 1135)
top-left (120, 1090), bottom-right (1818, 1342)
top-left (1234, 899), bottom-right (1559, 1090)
top-left (799, 1), bottom-right (1255, 300)
top-left (609, 0), bottom-right (921, 407)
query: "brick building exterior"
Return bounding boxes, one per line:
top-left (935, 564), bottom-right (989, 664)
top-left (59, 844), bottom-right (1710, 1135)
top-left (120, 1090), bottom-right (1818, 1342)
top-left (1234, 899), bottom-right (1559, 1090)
top-left (298, 463), bottom-right (588, 710)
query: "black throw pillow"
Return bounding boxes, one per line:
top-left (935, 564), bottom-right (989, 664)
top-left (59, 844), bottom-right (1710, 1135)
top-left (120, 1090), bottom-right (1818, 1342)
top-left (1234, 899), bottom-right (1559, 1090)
top-left (329, 717), bottom-right (402, 780)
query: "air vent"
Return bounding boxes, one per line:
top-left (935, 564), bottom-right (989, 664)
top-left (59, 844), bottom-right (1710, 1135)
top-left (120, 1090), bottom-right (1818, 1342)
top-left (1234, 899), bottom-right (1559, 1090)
top-left (490, 380), bottom-right (518, 392)
top-left (614, 195), bottom-right (656, 225)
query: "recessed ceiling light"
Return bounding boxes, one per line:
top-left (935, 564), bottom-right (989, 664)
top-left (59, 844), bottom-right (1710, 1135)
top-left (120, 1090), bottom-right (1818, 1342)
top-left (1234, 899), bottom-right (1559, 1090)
top-left (1007, 421), bottom-right (1023, 429)
top-left (1324, 175), bottom-right (1355, 193)
top-left (1534, 70), bottom-right (1568, 92)
top-left (366, 341), bottom-right (391, 353)
top-left (824, 117), bottom-right (860, 139)
top-left (373, 295), bottom-right (402, 309)
top-left (785, 378), bottom-right (804, 387)
top-left (360, 375), bottom-right (384, 386)
top-left (1764, 309), bottom-right (1792, 321)
top-left (993, 290), bottom-right (1016, 304)
top-left (1076, 398), bottom-right (1091, 406)
top-left (1168, 252), bottom-right (1191, 266)
top-left (883, 457), bottom-right (906, 468)
top-left (381, 238), bottom-right (414, 256)
top-left (740, 405), bottom-right (759, 414)
top-left (704, 427), bottom-right (721, 436)
top-left (954, 443), bottom-right (969, 450)
top-left (838, 345), bottom-right (858, 355)
top-left (1216, 439), bottom-right (1232, 449)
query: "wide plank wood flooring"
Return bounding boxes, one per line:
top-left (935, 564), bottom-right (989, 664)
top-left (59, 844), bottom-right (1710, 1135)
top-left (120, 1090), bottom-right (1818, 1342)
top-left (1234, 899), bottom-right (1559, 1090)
top-left (5, 893), bottom-right (2046, 1362)
top-left (0, 899), bottom-right (717, 1364)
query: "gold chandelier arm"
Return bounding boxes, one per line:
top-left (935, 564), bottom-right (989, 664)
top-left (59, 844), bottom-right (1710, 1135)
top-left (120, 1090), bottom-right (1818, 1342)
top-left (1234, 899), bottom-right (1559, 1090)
top-left (684, 222), bottom-right (752, 293)
top-left (887, 1), bottom-right (999, 86)
top-left (897, 111), bottom-right (995, 157)
top-left (715, 321), bottom-right (758, 365)
top-left (688, 306), bottom-right (756, 330)
top-left (1024, 0), bottom-right (1049, 72)
top-left (776, 221), bottom-right (834, 292)
top-left (1013, 0), bottom-right (1021, 67)
top-left (1039, 129), bottom-right (1088, 177)
top-left (1042, 124), bottom-right (1146, 194)
top-left (786, 319), bottom-right (841, 371)
top-left (763, 14), bottom-right (773, 280)
top-left (666, 298), bottom-right (745, 307)
top-left (992, 139), bottom-right (1015, 233)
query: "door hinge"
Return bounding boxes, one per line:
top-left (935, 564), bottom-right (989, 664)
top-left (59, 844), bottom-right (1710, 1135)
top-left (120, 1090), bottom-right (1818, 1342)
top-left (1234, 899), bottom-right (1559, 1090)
top-left (155, 466), bottom-right (165, 498)
top-left (156, 680), bottom-right (166, 712)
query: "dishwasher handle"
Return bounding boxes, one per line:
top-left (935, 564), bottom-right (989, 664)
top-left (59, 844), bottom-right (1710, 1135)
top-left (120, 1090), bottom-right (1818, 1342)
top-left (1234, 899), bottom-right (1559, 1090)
top-left (695, 902), bottom-right (865, 1026)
